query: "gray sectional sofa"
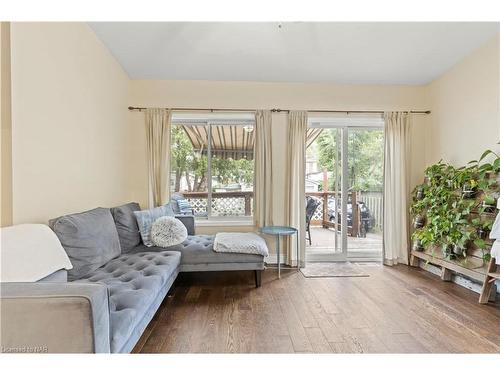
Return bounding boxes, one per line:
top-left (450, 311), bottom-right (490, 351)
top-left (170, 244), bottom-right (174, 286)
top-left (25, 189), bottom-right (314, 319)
top-left (0, 202), bottom-right (265, 353)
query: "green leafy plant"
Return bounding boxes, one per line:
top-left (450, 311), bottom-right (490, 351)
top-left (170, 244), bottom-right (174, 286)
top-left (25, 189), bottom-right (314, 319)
top-left (479, 195), bottom-right (497, 214)
top-left (410, 149), bottom-right (498, 262)
top-left (472, 217), bottom-right (493, 238)
top-left (473, 238), bottom-right (492, 262)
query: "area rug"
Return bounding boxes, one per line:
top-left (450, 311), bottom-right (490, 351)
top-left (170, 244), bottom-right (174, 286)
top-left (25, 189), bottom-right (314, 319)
top-left (300, 262), bottom-right (369, 278)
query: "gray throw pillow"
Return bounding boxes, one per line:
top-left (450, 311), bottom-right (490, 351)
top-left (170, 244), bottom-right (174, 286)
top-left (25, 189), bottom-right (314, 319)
top-left (110, 202), bottom-right (142, 253)
top-left (49, 207), bottom-right (121, 281)
top-left (133, 203), bottom-right (175, 247)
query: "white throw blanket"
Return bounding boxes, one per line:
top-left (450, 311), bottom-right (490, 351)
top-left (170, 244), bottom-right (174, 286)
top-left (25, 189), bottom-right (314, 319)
top-left (0, 224), bottom-right (73, 282)
top-left (489, 200), bottom-right (500, 264)
top-left (213, 232), bottom-right (269, 257)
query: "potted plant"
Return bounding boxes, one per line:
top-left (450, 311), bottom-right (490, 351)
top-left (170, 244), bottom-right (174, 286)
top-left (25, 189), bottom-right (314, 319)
top-left (414, 214), bottom-right (426, 229)
top-left (412, 239), bottom-right (424, 252)
top-left (473, 238), bottom-right (492, 263)
top-left (442, 243), bottom-right (453, 258)
top-left (416, 186), bottom-right (425, 200)
top-left (461, 180), bottom-right (478, 199)
top-left (446, 229), bottom-right (472, 259)
top-left (411, 229), bottom-right (432, 252)
top-left (472, 218), bottom-right (493, 239)
top-left (480, 196), bottom-right (497, 214)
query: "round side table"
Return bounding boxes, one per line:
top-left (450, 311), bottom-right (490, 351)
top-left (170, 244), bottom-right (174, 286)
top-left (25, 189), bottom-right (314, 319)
top-left (259, 225), bottom-right (299, 278)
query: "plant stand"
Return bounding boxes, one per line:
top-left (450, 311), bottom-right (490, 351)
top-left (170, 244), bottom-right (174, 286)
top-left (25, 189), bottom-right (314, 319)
top-left (410, 250), bottom-right (497, 303)
top-left (479, 257), bottom-right (499, 304)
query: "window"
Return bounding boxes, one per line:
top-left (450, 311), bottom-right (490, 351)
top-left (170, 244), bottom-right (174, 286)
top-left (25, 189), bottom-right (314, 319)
top-left (170, 113), bottom-right (255, 220)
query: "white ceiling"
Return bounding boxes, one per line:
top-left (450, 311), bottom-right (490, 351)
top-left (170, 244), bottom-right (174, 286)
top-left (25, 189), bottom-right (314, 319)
top-left (89, 22), bottom-right (499, 85)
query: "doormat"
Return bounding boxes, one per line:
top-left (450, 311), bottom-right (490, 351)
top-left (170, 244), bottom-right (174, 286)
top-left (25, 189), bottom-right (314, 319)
top-left (300, 262), bottom-right (369, 278)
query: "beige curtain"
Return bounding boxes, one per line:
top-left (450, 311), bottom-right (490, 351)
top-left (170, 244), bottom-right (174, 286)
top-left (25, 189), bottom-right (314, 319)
top-left (285, 111), bottom-right (308, 267)
top-left (254, 110), bottom-right (273, 227)
top-left (145, 108), bottom-right (172, 207)
top-left (383, 112), bottom-right (411, 265)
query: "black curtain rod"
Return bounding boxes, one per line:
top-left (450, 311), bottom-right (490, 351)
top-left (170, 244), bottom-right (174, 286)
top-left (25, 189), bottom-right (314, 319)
top-left (128, 106), bottom-right (431, 114)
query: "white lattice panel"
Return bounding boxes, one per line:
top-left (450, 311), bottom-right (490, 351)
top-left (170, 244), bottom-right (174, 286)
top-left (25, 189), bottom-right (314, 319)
top-left (311, 197), bottom-right (324, 221)
top-left (186, 196), bottom-right (253, 217)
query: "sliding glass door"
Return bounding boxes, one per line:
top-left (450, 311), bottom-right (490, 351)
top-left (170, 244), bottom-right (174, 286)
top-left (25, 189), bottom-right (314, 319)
top-left (305, 115), bottom-right (384, 261)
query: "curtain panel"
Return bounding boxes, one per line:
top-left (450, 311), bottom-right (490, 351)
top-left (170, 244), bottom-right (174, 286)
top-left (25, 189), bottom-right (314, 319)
top-left (254, 110), bottom-right (273, 227)
top-left (383, 111), bottom-right (412, 265)
top-left (285, 111), bottom-right (308, 267)
top-left (145, 108), bottom-right (172, 208)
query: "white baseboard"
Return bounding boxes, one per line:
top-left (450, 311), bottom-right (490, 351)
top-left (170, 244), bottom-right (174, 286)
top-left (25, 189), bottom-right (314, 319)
top-left (265, 254), bottom-right (298, 267)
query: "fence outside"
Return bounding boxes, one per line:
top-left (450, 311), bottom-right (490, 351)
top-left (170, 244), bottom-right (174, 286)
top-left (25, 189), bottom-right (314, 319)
top-left (358, 191), bottom-right (383, 232)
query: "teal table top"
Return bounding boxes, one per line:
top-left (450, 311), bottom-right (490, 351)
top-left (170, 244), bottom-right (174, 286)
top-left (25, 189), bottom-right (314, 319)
top-left (260, 226), bottom-right (298, 235)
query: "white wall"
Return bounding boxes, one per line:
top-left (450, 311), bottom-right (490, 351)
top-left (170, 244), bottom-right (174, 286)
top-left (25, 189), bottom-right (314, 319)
top-left (425, 34), bottom-right (500, 167)
top-left (10, 23), bottom-right (133, 223)
top-left (129, 80), bottom-right (429, 236)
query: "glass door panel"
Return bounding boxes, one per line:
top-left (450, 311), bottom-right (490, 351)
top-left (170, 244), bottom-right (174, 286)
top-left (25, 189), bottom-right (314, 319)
top-left (346, 128), bottom-right (384, 259)
top-left (305, 128), bottom-right (345, 258)
top-left (306, 116), bottom-right (384, 262)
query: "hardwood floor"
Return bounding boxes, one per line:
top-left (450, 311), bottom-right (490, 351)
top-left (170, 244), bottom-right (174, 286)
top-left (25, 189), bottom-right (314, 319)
top-left (133, 264), bottom-right (500, 353)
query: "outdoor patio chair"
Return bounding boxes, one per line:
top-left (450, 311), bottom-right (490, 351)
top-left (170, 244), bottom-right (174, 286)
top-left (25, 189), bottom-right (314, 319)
top-left (305, 196), bottom-right (321, 245)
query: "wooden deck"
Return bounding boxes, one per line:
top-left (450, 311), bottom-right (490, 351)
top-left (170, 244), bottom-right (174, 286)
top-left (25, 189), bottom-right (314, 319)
top-left (133, 265), bottom-right (500, 353)
top-left (307, 226), bottom-right (382, 254)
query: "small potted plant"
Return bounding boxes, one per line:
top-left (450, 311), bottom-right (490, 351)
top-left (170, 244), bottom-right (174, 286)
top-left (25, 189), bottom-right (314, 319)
top-left (411, 229), bottom-right (429, 252)
top-left (412, 239), bottom-right (424, 252)
top-left (446, 229), bottom-right (472, 259)
top-left (461, 180), bottom-right (477, 199)
top-left (481, 196), bottom-right (497, 214)
top-left (416, 186), bottom-right (425, 200)
top-left (442, 243), bottom-right (453, 258)
top-left (472, 218), bottom-right (493, 239)
top-left (473, 238), bottom-right (492, 263)
top-left (414, 214), bottom-right (426, 229)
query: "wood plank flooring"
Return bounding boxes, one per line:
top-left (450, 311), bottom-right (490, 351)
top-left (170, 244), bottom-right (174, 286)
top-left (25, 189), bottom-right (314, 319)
top-left (133, 264), bottom-right (500, 353)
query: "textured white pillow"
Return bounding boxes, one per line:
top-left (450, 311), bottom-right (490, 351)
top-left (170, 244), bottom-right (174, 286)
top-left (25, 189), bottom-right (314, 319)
top-left (151, 216), bottom-right (188, 247)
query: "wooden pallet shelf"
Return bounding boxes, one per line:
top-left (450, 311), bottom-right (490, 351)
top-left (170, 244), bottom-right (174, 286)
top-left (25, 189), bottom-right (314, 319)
top-left (410, 163), bottom-right (499, 304)
top-left (410, 250), bottom-right (497, 303)
top-left (480, 257), bottom-right (500, 304)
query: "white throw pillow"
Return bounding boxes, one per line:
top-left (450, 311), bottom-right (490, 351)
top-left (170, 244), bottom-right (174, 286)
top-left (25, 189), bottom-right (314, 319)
top-left (151, 216), bottom-right (188, 248)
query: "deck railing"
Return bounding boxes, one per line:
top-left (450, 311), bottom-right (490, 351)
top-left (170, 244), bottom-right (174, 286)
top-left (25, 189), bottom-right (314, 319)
top-left (306, 190), bottom-right (383, 236)
top-left (178, 190), bottom-right (383, 232)
top-left (181, 191), bottom-right (253, 217)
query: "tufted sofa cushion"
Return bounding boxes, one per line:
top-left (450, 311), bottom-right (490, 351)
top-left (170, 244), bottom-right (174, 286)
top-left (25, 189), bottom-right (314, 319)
top-left (131, 235), bottom-right (264, 265)
top-left (76, 251), bottom-right (181, 353)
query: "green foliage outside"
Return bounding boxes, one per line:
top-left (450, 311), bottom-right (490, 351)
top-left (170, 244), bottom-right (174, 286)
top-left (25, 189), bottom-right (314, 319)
top-left (313, 129), bottom-right (384, 192)
top-left (171, 126), bottom-right (254, 192)
top-left (173, 125), bottom-right (384, 192)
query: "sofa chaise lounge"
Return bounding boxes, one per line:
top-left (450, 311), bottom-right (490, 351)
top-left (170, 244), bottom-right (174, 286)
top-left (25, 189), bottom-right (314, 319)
top-left (0, 202), bottom-right (265, 353)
